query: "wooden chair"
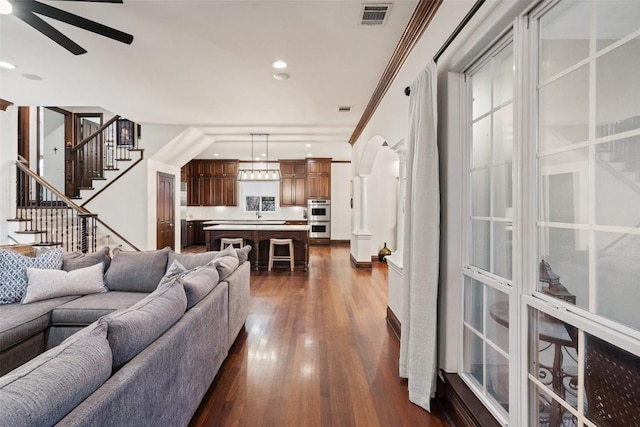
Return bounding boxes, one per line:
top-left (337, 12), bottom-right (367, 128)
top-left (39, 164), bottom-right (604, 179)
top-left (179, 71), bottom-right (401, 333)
top-left (268, 238), bottom-right (294, 271)
top-left (220, 238), bottom-right (244, 250)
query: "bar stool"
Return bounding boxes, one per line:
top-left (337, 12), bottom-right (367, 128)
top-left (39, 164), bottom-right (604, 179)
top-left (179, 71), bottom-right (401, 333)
top-left (268, 238), bottom-right (294, 271)
top-left (220, 238), bottom-right (244, 250)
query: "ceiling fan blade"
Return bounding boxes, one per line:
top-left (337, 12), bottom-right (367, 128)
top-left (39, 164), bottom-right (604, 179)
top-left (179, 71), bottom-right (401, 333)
top-left (54, 0), bottom-right (124, 3)
top-left (27, 1), bottom-right (134, 45)
top-left (12, 7), bottom-right (87, 55)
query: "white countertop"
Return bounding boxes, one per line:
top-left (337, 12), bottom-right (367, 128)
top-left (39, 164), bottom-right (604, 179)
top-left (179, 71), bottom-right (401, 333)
top-left (202, 220), bottom-right (287, 225)
top-left (203, 224), bottom-right (310, 231)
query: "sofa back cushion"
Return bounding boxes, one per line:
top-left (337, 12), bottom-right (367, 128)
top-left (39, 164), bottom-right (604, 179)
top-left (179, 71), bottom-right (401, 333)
top-left (168, 251), bottom-right (219, 271)
top-left (163, 260), bottom-right (220, 309)
top-left (63, 246), bottom-right (111, 273)
top-left (100, 276), bottom-right (187, 369)
top-left (0, 322), bottom-right (112, 427)
top-left (105, 247), bottom-right (170, 292)
top-left (0, 248), bottom-right (63, 304)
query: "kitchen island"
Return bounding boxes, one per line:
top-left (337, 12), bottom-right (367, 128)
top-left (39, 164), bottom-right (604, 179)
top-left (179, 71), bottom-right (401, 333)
top-left (204, 224), bottom-right (310, 271)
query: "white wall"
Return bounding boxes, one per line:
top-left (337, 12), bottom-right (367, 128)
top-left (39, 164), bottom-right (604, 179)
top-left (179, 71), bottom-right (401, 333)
top-left (42, 108), bottom-right (66, 193)
top-left (0, 107), bottom-right (18, 245)
top-left (331, 162), bottom-right (351, 240)
top-left (368, 146), bottom-right (399, 254)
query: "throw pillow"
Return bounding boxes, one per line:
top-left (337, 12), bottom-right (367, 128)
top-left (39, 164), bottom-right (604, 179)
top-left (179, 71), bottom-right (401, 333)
top-left (22, 262), bottom-right (107, 304)
top-left (0, 248), bottom-right (63, 304)
top-left (63, 246), bottom-right (111, 273)
top-left (101, 276), bottom-right (187, 369)
top-left (181, 262), bottom-right (219, 309)
top-left (213, 245), bottom-right (239, 281)
top-left (161, 260), bottom-right (220, 309)
top-left (236, 245), bottom-right (252, 265)
top-left (104, 247), bottom-right (170, 293)
top-left (167, 250), bottom-right (220, 271)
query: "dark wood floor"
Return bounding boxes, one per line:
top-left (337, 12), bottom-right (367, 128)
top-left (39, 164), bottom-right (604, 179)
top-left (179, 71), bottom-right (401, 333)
top-left (187, 243), bottom-right (450, 427)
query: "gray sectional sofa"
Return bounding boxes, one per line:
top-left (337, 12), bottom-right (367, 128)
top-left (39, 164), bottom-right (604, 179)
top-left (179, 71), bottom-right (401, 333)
top-left (0, 245), bottom-right (251, 427)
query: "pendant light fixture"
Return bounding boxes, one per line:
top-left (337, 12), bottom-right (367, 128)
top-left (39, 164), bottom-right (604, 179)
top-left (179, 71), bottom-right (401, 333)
top-left (237, 133), bottom-right (281, 181)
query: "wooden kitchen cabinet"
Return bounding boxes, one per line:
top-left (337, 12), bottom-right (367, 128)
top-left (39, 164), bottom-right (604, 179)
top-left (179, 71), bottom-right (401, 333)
top-left (280, 160), bottom-right (307, 206)
top-left (306, 158), bottom-right (331, 200)
top-left (186, 159), bottom-right (238, 206)
top-left (192, 220), bottom-right (206, 245)
top-left (186, 221), bottom-right (195, 246)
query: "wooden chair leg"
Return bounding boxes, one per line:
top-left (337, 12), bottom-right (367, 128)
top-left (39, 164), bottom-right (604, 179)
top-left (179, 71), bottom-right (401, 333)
top-left (289, 241), bottom-right (294, 271)
top-left (268, 241), bottom-right (274, 271)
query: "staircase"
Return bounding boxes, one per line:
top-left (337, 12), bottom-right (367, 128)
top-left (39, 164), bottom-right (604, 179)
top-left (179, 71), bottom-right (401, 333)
top-left (7, 113), bottom-right (143, 252)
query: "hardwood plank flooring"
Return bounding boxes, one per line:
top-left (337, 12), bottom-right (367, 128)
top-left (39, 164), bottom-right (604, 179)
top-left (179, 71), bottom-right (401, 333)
top-left (188, 243), bottom-right (449, 427)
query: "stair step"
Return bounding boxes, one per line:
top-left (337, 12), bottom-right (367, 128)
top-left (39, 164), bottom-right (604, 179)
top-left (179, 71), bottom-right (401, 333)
top-left (91, 177), bottom-right (107, 181)
top-left (7, 218), bottom-right (31, 222)
top-left (128, 148), bottom-right (144, 152)
top-left (33, 242), bottom-right (62, 247)
top-left (115, 158), bottom-right (132, 162)
top-left (77, 187), bottom-right (95, 190)
top-left (104, 168), bottom-right (120, 171)
top-left (15, 230), bottom-right (47, 235)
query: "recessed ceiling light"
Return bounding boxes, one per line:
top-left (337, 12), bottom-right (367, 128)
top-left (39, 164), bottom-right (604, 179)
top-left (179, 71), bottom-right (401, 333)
top-left (307, 153), bottom-right (312, 157)
top-left (273, 72), bottom-right (290, 80)
top-left (0, 0), bottom-right (12, 15)
top-left (261, 153), bottom-right (266, 157)
top-left (305, 144), bottom-right (311, 147)
top-left (255, 156), bottom-right (260, 161)
top-left (22, 73), bottom-right (42, 80)
top-left (272, 60), bottom-right (287, 69)
top-left (0, 61), bottom-right (15, 69)
top-left (213, 153), bottom-right (220, 157)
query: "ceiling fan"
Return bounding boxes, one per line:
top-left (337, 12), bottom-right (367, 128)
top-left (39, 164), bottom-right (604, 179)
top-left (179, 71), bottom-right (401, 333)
top-left (6, 0), bottom-right (133, 55)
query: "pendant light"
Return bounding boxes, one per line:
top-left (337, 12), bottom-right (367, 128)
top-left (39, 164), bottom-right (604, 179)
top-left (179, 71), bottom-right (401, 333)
top-left (237, 133), bottom-right (281, 181)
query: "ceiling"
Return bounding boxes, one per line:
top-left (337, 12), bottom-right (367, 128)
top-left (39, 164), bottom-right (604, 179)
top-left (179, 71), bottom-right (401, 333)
top-left (1, 0), bottom-right (430, 157)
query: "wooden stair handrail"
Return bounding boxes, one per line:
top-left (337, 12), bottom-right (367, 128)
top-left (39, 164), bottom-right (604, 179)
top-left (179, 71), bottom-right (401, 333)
top-left (15, 159), bottom-right (90, 214)
top-left (95, 217), bottom-right (141, 251)
top-left (81, 150), bottom-right (144, 207)
top-left (70, 115), bottom-right (121, 153)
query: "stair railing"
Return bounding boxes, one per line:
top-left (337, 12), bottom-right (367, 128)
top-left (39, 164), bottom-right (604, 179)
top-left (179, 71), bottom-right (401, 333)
top-left (16, 157), bottom-right (97, 253)
top-left (66, 115), bottom-right (139, 198)
top-left (15, 157), bottom-right (140, 253)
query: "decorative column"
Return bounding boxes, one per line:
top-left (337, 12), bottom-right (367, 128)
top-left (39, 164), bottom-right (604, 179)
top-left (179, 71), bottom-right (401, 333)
top-left (393, 145), bottom-right (406, 256)
top-left (386, 140), bottom-right (406, 325)
top-left (358, 174), bottom-right (370, 233)
top-left (351, 174), bottom-right (372, 268)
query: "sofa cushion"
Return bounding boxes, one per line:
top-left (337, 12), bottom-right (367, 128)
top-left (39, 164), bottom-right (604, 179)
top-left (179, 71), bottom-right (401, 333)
top-left (168, 250), bottom-right (219, 271)
top-left (105, 247), bottom-right (170, 293)
top-left (100, 276), bottom-right (187, 369)
top-left (181, 263), bottom-right (220, 309)
top-left (0, 322), bottom-right (112, 427)
top-left (0, 248), bottom-right (63, 304)
top-left (236, 245), bottom-right (252, 265)
top-left (213, 245), bottom-right (239, 280)
top-left (168, 245), bottom-right (251, 270)
top-left (0, 296), bottom-right (78, 351)
top-left (22, 262), bottom-right (107, 304)
top-left (63, 246), bottom-right (111, 273)
top-left (51, 291), bottom-right (149, 325)
top-left (162, 261), bottom-right (220, 310)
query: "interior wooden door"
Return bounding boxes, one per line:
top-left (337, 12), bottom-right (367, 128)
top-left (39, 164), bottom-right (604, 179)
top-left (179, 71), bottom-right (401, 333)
top-left (157, 172), bottom-right (175, 249)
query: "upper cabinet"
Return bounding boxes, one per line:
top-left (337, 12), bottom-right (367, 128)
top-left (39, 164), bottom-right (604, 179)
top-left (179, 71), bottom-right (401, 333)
top-left (306, 158), bottom-right (331, 200)
top-left (186, 159), bottom-right (238, 206)
top-left (280, 160), bottom-right (307, 206)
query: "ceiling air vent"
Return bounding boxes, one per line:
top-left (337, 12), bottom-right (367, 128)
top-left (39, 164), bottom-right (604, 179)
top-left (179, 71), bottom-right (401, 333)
top-left (361, 3), bottom-right (392, 25)
top-left (338, 106), bottom-right (352, 112)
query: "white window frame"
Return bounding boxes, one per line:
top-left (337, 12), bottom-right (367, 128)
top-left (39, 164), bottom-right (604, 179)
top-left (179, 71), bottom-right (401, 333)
top-left (460, 29), bottom-right (520, 427)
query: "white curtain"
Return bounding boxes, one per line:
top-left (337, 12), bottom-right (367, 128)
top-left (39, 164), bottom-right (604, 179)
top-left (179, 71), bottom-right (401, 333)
top-left (399, 60), bottom-right (440, 412)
